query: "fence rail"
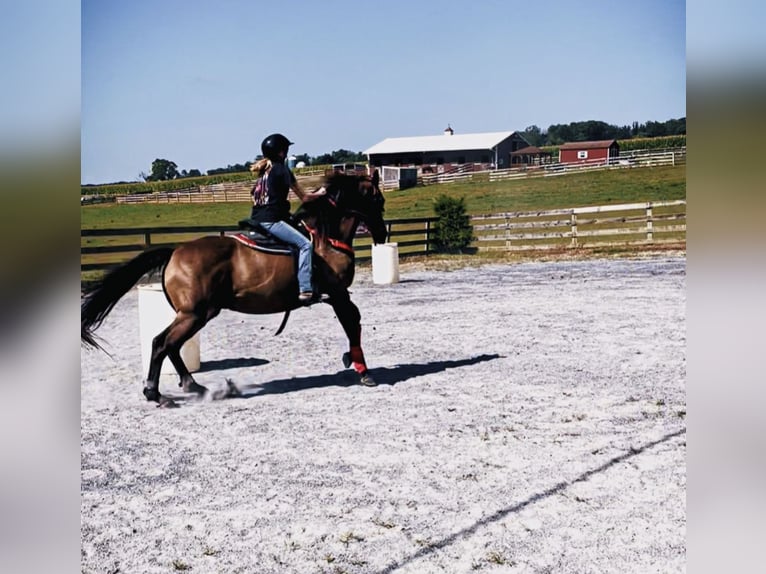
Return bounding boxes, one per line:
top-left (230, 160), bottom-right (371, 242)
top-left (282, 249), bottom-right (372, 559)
top-left (81, 200), bottom-right (685, 272)
top-left (471, 200), bottom-right (686, 251)
top-left (110, 164), bottom-right (365, 205)
top-left (402, 148), bottom-right (686, 189)
top-left (115, 181), bottom-right (255, 204)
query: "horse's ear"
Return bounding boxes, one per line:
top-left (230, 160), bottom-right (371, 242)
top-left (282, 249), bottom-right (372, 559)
top-left (371, 168), bottom-right (380, 188)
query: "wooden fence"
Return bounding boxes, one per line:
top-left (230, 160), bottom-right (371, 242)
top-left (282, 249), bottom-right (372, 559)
top-left (471, 200), bottom-right (686, 251)
top-left (115, 181), bottom-right (254, 204)
top-left (411, 148), bottom-right (686, 188)
top-left (80, 220), bottom-right (440, 272)
top-left (81, 200), bottom-right (685, 273)
top-left (111, 164), bottom-right (365, 205)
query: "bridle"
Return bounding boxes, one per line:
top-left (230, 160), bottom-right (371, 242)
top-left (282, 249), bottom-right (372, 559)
top-left (296, 176), bottom-right (384, 257)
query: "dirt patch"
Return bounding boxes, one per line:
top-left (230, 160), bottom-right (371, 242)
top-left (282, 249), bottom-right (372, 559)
top-left (81, 255), bottom-right (686, 573)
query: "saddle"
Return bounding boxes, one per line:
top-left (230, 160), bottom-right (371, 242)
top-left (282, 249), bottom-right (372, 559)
top-left (235, 218), bottom-right (329, 313)
top-left (234, 218), bottom-right (295, 255)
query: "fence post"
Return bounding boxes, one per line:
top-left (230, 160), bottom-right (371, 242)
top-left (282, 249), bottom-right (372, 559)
top-left (646, 204), bottom-right (654, 242)
top-left (425, 220), bottom-right (431, 254)
top-left (144, 232), bottom-right (152, 247)
top-left (570, 212), bottom-right (578, 247)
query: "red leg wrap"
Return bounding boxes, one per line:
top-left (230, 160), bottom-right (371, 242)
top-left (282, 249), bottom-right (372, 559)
top-left (350, 345), bottom-right (367, 374)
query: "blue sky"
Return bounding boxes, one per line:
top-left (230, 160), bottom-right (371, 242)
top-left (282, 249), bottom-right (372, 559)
top-left (81, 0), bottom-right (686, 184)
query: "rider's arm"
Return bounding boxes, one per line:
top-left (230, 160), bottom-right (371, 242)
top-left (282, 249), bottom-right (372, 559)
top-left (291, 182), bottom-right (326, 202)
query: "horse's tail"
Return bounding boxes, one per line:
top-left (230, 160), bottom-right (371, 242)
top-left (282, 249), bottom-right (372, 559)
top-left (81, 247), bottom-right (175, 350)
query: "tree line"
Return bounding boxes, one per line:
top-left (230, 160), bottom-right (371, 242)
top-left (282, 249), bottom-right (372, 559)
top-left (520, 117), bottom-right (685, 147)
top-left (135, 118), bottom-right (684, 183)
top-left (140, 149), bottom-right (366, 182)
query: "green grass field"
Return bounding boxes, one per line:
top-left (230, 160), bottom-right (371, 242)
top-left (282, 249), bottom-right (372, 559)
top-left (81, 165), bottom-right (685, 229)
top-left (81, 164), bottom-right (685, 282)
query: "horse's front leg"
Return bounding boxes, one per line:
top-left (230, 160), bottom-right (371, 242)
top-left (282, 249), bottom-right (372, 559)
top-left (329, 290), bottom-right (377, 387)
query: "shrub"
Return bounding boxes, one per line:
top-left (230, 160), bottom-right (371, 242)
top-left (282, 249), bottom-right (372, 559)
top-left (432, 195), bottom-right (474, 253)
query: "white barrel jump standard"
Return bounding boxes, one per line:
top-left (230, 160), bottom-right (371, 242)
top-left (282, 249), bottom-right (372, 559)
top-left (137, 284), bottom-right (200, 376)
top-left (371, 242), bottom-right (400, 284)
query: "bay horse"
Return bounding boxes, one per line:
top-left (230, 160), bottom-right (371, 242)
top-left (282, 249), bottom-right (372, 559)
top-left (81, 172), bottom-right (387, 407)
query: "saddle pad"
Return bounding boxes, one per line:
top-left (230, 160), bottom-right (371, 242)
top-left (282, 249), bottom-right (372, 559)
top-left (232, 233), bottom-right (293, 255)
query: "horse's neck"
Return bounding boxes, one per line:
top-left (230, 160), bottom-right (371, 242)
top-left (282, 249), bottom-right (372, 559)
top-left (337, 215), bottom-right (360, 247)
top-left (300, 209), bottom-right (358, 247)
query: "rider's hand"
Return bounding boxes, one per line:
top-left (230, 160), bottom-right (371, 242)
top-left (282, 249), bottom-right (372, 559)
top-left (305, 186), bottom-right (326, 201)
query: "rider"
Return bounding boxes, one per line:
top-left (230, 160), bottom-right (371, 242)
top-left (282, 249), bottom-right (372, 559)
top-left (249, 133), bottom-right (325, 303)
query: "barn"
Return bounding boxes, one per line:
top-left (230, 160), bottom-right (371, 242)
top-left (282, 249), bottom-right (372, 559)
top-left (510, 145), bottom-right (554, 166)
top-left (364, 126), bottom-right (529, 170)
top-left (558, 139), bottom-right (620, 164)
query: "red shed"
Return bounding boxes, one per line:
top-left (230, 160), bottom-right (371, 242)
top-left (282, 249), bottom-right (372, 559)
top-left (558, 139), bottom-right (619, 164)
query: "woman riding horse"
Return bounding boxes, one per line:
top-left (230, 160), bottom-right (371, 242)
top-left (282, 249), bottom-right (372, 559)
top-left (248, 133), bottom-right (326, 303)
top-left (81, 170), bottom-right (387, 407)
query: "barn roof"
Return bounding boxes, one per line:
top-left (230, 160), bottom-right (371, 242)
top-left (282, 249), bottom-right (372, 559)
top-left (364, 131), bottom-right (517, 155)
top-left (558, 139), bottom-right (618, 150)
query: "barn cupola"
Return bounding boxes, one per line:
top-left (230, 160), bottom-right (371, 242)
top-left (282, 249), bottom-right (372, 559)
top-left (443, 124), bottom-right (454, 136)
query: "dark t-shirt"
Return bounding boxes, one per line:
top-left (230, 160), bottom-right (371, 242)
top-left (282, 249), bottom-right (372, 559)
top-left (249, 162), bottom-right (297, 223)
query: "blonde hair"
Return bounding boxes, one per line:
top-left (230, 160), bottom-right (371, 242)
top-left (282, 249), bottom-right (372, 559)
top-left (250, 157), bottom-right (272, 176)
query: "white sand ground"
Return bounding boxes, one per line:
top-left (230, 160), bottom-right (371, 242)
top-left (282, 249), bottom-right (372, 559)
top-left (81, 255), bottom-right (686, 573)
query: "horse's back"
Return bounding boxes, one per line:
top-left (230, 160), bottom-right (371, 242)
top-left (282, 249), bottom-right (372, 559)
top-left (168, 235), bottom-right (236, 276)
top-left (164, 235), bottom-right (297, 314)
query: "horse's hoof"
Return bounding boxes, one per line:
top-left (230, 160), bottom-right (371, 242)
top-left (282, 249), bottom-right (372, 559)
top-left (157, 396), bottom-right (179, 409)
top-left (207, 380), bottom-right (242, 401)
top-left (225, 379), bottom-right (243, 398)
top-left (359, 373), bottom-right (377, 387)
top-left (183, 381), bottom-right (208, 396)
top-left (342, 352), bottom-right (352, 368)
top-left (143, 387), bottom-right (161, 402)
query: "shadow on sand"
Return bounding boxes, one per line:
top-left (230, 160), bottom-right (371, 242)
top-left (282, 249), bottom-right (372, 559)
top-left (197, 357), bottom-right (269, 373)
top-left (235, 353), bottom-right (503, 397)
top-left (164, 353), bottom-right (503, 404)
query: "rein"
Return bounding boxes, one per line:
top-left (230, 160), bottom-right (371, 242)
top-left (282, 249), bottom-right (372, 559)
top-left (301, 221), bottom-right (354, 257)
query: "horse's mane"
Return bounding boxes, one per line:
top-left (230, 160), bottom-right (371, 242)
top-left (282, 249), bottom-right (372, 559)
top-left (321, 172), bottom-right (373, 197)
top-left (292, 183), bottom-right (335, 242)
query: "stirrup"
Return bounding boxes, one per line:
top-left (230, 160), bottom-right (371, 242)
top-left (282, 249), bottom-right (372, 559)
top-left (298, 291), bottom-right (314, 303)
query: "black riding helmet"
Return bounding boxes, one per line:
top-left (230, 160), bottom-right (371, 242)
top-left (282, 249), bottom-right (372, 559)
top-left (261, 133), bottom-right (293, 162)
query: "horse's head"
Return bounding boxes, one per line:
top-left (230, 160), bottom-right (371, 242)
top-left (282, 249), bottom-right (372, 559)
top-left (324, 172), bottom-right (387, 244)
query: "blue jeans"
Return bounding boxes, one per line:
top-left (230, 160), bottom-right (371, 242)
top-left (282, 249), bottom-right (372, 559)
top-left (259, 220), bottom-right (313, 293)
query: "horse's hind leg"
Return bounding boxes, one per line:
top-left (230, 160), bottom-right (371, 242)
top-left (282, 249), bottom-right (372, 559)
top-left (329, 291), bottom-right (377, 387)
top-left (143, 310), bottom-right (209, 403)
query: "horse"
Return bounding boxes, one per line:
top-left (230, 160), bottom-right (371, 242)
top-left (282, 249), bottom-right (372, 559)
top-left (81, 172), bottom-right (387, 407)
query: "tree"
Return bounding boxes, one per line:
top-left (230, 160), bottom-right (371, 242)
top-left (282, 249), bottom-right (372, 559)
top-left (312, 153), bottom-right (334, 165)
top-left (330, 149), bottom-right (365, 163)
top-left (207, 162), bottom-right (251, 175)
top-left (521, 125), bottom-right (544, 147)
top-left (178, 168), bottom-right (202, 178)
top-left (432, 195), bottom-right (474, 253)
top-left (312, 149), bottom-right (366, 165)
top-left (147, 158), bottom-right (179, 181)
